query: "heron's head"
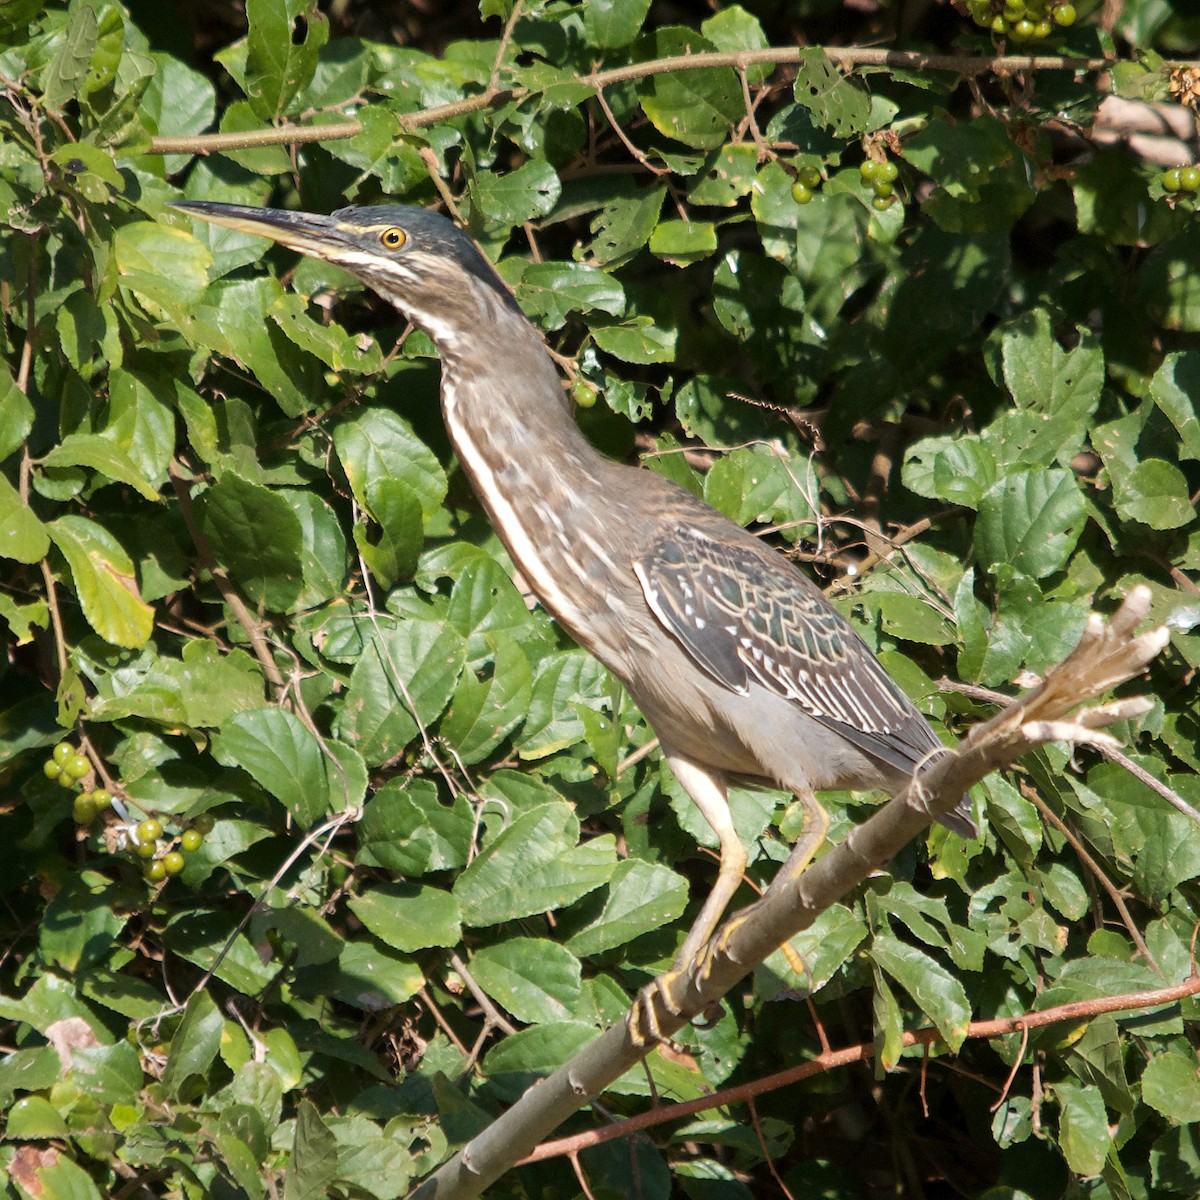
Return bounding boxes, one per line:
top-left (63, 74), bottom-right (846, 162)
top-left (170, 200), bottom-right (520, 346)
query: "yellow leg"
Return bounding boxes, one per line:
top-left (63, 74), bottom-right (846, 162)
top-left (666, 752), bottom-right (747, 970)
top-left (628, 751), bottom-right (744, 1045)
top-left (694, 792), bottom-right (829, 985)
top-left (626, 780), bottom-right (831, 1044)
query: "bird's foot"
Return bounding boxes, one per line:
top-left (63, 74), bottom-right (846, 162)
top-left (691, 902), bottom-right (812, 993)
top-left (626, 969), bottom-right (687, 1046)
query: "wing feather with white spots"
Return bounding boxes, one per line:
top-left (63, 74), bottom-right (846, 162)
top-left (634, 528), bottom-right (935, 766)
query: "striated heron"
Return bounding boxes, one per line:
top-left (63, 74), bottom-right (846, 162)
top-left (172, 201), bottom-right (976, 1026)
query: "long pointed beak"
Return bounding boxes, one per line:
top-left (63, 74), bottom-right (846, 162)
top-left (169, 200), bottom-right (347, 259)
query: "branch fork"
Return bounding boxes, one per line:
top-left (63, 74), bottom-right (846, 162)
top-left (409, 587), bottom-right (1170, 1200)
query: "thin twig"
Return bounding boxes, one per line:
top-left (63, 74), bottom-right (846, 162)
top-left (1025, 785), bottom-right (1163, 977)
top-left (168, 459), bottom-right (288, 695)
top-left (147, 47), bottom-right (1147, 157)
top-left (521, 974), bottom-right (1200, 1164)
top-left (449, 951), bottom-right (518, 1037)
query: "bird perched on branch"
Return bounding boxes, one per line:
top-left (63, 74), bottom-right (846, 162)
top-left (172, 200), bottom-right (976, 1030)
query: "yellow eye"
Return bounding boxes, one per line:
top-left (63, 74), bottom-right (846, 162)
top-left (380, 227), bottom-right (406, 249)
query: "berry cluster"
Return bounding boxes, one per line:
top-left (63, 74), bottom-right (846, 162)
top-left (965, 0), bottom-right (1076, 39)
top-left (43, 741), bottom-right (91, 788)
top-left (790, 165), bottom-right (823, 205)
top-left (51, 738), bottom-right (214, 883)
top-left (859, 159), bottom-right (900, 211)
top-left (1162, 166), bottom-right (1200, 196)
top-left (130, 814), bottom-right (213, 883)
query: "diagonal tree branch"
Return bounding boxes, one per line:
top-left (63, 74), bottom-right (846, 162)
top-left (407, 586), bottom-right (1170, 1200)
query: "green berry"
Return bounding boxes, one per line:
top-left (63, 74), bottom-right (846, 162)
top-left (136, 839), bottom-right (158, 859)
top-left (872, 195), bottom-right (896, 211)
top-left (1163, 168), bottom-right (1184, 192)
top-left (799, 165), bottom-right (822, 188)
top-left (991, 13), bottom-right (1007, 30)
top-left (137, 818), bottom-right (162, 844)
top-left (145, 861), bottom-right (167, 883)
top-left (873, 180), bottom-right (895, 199)
top-left (65, 754), bottom-right (89, 780)
top-left (181, 829), bottom-right (203, 853)
top-left (859, 160), bottom-right (879, 181)
top-left (1033, 18), bottom-right (1052, 35)
top-left (53, 743), bottom-right (72, 766)
top-left (73, 794), bottom-right (97, 824)
top-left (162, 852), bottom-right (186, 876)
top-left (1011, 17), bottom-right (1036, 37)
top-left (192, 814), bottom-right (215, 834)
top-left (1181, 166), bottom-right (1200, 191)
top-left (791, 182), bottom-right (813, 204)
top-left (56, 772), bottom-right (77, 789)
top-left (571, 380), bottom-right (596, 409)
top-left (91, 789), bottom-right (112, 809)
top-left (44, 759), bottom-right (62, 780)
top-left (1053, 3), bottom-right (1075, 23)
top-left (878, 161), bottom-right (899, 183)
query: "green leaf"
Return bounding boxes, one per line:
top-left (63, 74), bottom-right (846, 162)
top-left (284, 1101), bottom-right (338, 1200)
top-left (196, 473), bottom-right (306, 612)
top-left (482, 1021), bottom-right (598, 1095)
top-left (1113, 459), bottom-right (1195, 530)
top-left (999, 312), bottom-right (1104, 466)
top-left (871, 935), bottom-right (970, 1050)
top-left (9, 1150), bottom-right (104, 1200)
top-left (112, 221), bottom-right (213, 320)
top-left (41, 2), bottom-right (98, 111)
top-left (1150, 352), bottom-right (1200, 460)
top-left (903, 435), bottom-right (999, 509)
top-left (347, 883), bottom-right (462, 952)
top-left (38, 872), bottom-right (126, 973)
top-left (703, 445), bottom-right (819, 534)
top-left (454, 802), bottom-right (616, 925)
top-left (583, 0), bottom-right (652, 47)
top-left (514, 261), bottom-right (626, 329)
top-left (687, 142), bottom-right (759, 206)
top-left (516, 650), bottom-right (611, 758)
top-left (638, 29), bottom-right (742, 150)
top-left (566, 859), bottom-right (688, 955)
top-left (0, 365), bottom-right (33, 462)
top-left (48, 515), bottom-right (153, 647)
top-left (357, 778), bottom-right (473, 876)
top-left (0, 474), bottom-right (50, 563)
top-left (270, 293), bottom-right (383, 375)
top-left (312, 940), bottom-right (424, 1010)
top-left (792, 48), bottom-right (871, 136)
top-left (215, 707), bottom-right (361, 825)
top-left (6, 1095), bottom-right (70, 1140)
top-left (1055, 1081), bottom-right (1111, 1176)
top-left (332, 409), bottom-right (448, 522)
top-left (649, 219), bottom-right (718, 266)
top-left (590, 316), bottom-right (677, 364)
top-left (244, 0), bottom-right (330, 120)
top-left (586, 185), bottom-right (666, 267)
top-left (974, 469), bottom-right (1087, 579)
top-left (161, 988), bottom-right (224, 1100)
top-left (335, 619), bottom-right (465, 765)
top-left (1141, 1048), bottom-right (1200, 1124)
top-left (475, 159), bottom-right (562, 225)
top-left (441, 637), bottom-right (532, 763)
top-left (355, 478), bottom-right (424, 587)
top-left (42, 434), bottom-right (159, 500)
top-left (468, 938), bottom-right (583, 1025)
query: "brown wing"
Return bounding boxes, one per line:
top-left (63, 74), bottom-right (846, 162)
top-left (634, 526), bottom-right (963, 787)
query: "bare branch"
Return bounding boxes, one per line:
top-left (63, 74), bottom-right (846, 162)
top-left (407, 588), bottom-right (1170, 1200)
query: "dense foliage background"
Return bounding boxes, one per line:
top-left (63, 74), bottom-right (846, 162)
top-left (2, 0), bottom-right (1200, 1197)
